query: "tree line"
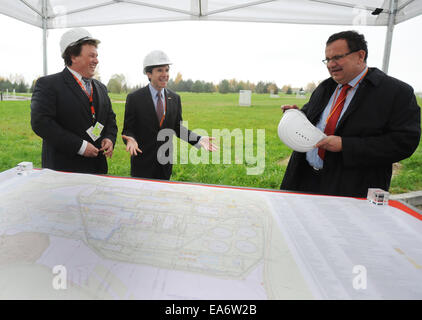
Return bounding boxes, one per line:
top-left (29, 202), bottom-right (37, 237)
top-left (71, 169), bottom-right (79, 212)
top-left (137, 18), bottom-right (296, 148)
top-left (106, 72), bottom-right (318, 95)
top-left (1, 72), bottom-right (318, 95)
top-left (0, 75), bottom-right (29, 93)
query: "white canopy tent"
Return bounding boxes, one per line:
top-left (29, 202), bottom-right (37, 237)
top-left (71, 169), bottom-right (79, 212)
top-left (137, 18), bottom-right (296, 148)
top-left (1, 0), bottom-right (421, 76)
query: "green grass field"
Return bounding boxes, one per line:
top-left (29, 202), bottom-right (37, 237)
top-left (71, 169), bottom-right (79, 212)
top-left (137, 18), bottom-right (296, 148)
top-left (1, 92), bottom-right (421, 194)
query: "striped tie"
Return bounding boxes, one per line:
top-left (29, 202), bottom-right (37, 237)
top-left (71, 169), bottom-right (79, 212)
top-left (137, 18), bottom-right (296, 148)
top-left (82, 78), bottom-right (91, 93)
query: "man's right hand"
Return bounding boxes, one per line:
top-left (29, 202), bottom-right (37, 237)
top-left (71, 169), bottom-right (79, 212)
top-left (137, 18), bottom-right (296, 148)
top-left (83, 142), bottom-right (99, 157)
top-left (122, 135), bottom-right (142, 156)
top-left (281, 104), bottom-right (299, 112)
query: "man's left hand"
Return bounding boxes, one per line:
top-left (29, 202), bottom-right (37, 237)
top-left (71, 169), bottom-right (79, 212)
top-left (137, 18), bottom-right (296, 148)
top-left (315, 135), bottom-right (342, 152)
top-left (100, 138), bottom-right (114, 158)
top-left (199, 136), bottom-right (218, 152)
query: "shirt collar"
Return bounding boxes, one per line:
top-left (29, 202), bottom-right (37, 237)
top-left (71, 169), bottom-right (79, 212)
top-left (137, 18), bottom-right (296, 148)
top-left (67, 67), bottom-right (92, 83)
top-left (344, 66), bottom-right (368, 88)
top-left (148, 83), bottom-right (165, 99)
top-left (67, 67), bottom-right (83, 82)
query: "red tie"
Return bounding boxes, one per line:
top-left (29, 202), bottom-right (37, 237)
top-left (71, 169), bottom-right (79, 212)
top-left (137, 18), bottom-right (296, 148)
top-left (156, 92), bottom-right (164, 126)
top-left (318, 84), bottom-right (351, 160)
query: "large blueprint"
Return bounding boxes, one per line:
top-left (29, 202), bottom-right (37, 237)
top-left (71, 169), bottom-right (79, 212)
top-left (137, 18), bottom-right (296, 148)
top-left (0, 168), bottom-right (421, 299)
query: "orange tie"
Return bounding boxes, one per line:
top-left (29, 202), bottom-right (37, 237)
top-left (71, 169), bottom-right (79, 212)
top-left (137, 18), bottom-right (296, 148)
top-left (318, 84), bottom-right (351, 160)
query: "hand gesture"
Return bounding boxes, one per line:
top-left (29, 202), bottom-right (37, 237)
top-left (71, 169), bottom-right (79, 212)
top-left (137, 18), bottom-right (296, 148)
top-left (99, 138), bottom-right (114, 158)
top-left (199, 136), bottom-right (218, 152)
top-left (122, 135), bottom-right (142, 156)
top-left (83, 142), bottom-right (99, 157)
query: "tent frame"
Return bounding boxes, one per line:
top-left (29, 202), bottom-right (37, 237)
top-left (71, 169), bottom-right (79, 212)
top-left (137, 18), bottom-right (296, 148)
top-left (383, 0), bottom-right (398, 73)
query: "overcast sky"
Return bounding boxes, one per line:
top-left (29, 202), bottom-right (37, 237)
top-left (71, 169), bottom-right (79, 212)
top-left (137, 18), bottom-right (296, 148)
top-left (1, 13), bottom-right (421, 92)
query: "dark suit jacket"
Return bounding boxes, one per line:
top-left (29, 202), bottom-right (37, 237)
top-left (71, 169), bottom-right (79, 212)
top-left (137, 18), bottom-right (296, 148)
top-left (281, 68), bottom-right (421, 197)
top-left (31, 68), bottom-right (117, 174)
top-left (122, 85), bottom-right (200, 180)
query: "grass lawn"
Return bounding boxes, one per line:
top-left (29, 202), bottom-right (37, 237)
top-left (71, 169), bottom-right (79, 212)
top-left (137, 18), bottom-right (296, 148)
top-left (0, 92), bottom-right (421, 194)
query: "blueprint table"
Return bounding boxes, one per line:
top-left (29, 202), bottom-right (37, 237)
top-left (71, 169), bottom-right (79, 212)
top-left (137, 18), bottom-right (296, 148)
top-left (0, 168), bottom-right (421, 299)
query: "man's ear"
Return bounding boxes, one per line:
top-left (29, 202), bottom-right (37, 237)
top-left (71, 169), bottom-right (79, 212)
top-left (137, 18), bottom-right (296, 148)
top-left (358, 49), bottom-right (366, 63)
top-left (70, 54), bottom-right (77, 65)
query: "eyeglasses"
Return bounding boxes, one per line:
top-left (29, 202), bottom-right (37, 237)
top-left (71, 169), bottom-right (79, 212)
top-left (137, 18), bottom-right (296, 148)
top-left (322, 50), bottom-right (358, 65)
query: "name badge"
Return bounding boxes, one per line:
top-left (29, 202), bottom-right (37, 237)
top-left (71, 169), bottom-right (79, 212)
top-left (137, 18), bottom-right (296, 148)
top-left (86, 122), bottom-right (104, 142)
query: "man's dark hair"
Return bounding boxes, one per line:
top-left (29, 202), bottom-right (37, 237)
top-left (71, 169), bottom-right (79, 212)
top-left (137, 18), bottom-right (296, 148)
top-left (326, 30), bottom-right (368, 62)
top-left (145, 64), bottom-right (170, 81)
top-left (63, 39), bottom-right (98, 66)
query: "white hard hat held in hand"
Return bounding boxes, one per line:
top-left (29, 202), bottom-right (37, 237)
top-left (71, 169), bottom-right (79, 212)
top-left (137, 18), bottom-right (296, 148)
top-left (60, 28), bottom-right (100, 57)
top-left (143, 50), bottom-right (172, 74)
top-left (278, 109), bottom-right (326, 152)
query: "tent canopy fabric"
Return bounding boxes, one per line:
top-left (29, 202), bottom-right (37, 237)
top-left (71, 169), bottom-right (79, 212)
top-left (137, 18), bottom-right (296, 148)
top-left (1, 0), bottom-right (421, 29)
top-left (1, 0), bottom-right (421, 75)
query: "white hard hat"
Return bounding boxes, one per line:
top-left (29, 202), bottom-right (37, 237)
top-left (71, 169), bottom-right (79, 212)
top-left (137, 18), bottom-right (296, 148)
top-left (277, 109), bottom-right (326, 152)
top-left (143, 50), bottom-right (172, 74)
top-left (60, 28), bottom-right (100, 57)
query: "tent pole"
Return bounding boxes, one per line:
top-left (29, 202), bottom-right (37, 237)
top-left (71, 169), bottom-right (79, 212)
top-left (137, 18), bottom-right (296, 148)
top-left (382, 0), bottom-right (398, 74)
top-left (42, 0), bottom-right (48, 76)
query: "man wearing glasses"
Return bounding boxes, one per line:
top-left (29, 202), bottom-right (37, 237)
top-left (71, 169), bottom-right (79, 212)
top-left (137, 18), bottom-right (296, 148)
top-left (280, 30), bottom-right (420, 197)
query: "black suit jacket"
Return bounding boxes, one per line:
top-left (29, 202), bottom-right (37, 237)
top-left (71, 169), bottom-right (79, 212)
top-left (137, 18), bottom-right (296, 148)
top-left (30, 68), bottom-right (117, 174)
top-left (281, 68), bottom-right (421, 197)
top-left (122, 86), bottom-right (200, 180)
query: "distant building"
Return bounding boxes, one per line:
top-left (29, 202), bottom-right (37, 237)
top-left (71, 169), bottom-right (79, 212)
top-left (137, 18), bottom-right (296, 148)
top-left (295, 88), bottom-right (306, 99)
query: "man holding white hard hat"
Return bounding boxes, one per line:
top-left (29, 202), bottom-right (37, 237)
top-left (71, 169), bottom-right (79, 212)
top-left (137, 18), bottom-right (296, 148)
top-left (280, 30), bottom-right (420, 197)
top-left (122, 50), bottom-right (217, 180)
top-left (31, 28), bottom-right (117, 174)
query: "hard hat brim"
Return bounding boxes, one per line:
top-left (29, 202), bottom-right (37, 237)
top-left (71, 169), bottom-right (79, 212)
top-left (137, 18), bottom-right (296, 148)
top-left (143, 63), bottom-right (172, 75)
top-left (61, 36), bottom-right (101, 57)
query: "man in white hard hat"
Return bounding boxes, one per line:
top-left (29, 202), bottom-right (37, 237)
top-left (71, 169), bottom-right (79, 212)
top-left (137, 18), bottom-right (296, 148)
top-left (280, 30), bottom-right (420, 197)
top-left (122, 50), bottom-right (217, 180)
top-left (31, 28), bottom-right (117, 174)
